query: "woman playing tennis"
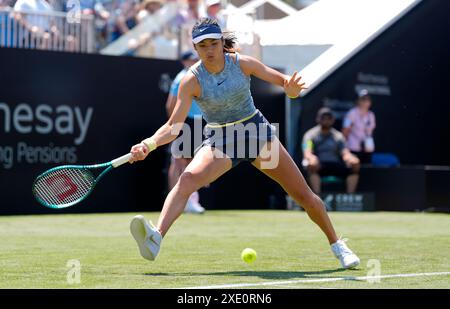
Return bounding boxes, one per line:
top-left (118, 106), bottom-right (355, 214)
top-left (128, 18), bottom-right (360, 269)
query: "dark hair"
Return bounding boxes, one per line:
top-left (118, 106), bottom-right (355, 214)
top-left (316, 107), bottom-right (334, 121)
top-left (192, 17), bottom-right (237, 53)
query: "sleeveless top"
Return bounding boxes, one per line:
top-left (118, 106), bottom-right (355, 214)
top-left (190, 53), bottom-right (256, 124)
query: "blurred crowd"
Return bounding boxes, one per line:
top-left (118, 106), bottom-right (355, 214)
top-left (0, 0), bottom-right (227, 51)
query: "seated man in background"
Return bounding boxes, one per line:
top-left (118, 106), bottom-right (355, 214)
top-left (302, 107), bottom-right (360, 194)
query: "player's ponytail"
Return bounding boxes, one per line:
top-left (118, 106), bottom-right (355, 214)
top-left (222, 32), bottom-right (237, 53)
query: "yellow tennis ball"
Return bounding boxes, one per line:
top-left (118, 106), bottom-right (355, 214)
top-left (241, 248), bottom-right (257, 264)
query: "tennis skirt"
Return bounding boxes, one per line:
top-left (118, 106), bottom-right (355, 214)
top-left (196, 109), bottom-right (276, 167)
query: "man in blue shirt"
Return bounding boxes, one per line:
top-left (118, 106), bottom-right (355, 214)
top-left (302, 107), bottom-right (360, 194)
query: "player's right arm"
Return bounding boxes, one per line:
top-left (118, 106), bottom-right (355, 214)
top-left (129, 72), bottom-right (200, 163)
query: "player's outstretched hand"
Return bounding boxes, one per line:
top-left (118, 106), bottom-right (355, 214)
top-left (284, 71), bottom-right (307, 98)
top-left (129, 143), bottom-right (149, 163)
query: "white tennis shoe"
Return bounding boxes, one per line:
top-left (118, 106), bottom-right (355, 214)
top-left (130, 215), bottom-right (162, 261)
top-left (331, 238), bottom-right (360, 269)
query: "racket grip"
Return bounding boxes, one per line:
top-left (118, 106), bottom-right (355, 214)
top-left (111, 153), bottom-right (133, 168)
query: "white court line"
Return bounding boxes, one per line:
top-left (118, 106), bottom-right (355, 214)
top-left (179, 271), bottom-right (450, 289)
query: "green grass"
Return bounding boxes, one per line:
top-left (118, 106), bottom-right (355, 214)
top-left (0, 210), bottom-right (449, 289)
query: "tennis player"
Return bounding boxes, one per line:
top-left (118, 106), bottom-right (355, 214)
top-left (129, 18), bottom-right (360, 269)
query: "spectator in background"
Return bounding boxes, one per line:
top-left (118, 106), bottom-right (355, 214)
top-left (342, 89), bottom-right (376, 164)
top-left (165, 50), bottom-right (205, 214)
top-left (302, 107), bottom-right (360, 194)
top-left (73, 0), bottom-right (96, 15)
top-left (110, 0), bottom-right (139, 42)
top-left (14, 0), bottom-right (55, 32)
top-left (13, 0), bottom-right (57, 49)
top-left (136, 0), bottom-right (163, 23)
top-left (168, 0), bottom-right (203, 52)
top-left (0, 0), bottom-right (12, 11)
top-left (169, 0), bottom-right (202, 29)
top-left (205, 0), bottom-right (225, 29)
top-left (0, 0), bottom-right (13, 9)
top-left (91, 1), bottom-right (114, 48)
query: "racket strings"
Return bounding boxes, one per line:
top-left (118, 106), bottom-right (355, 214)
top-left (33, 168), bottom-right (95, 207)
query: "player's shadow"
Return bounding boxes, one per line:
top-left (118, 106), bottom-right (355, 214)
top-left (145, 268), bottom-right (356, 280)
top-left (206, 268), bottom-right (351, 280)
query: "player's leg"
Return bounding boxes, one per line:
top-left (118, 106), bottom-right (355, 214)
top-left (252, 137), bottom-right (360, 268)
top-left (251, 137), bottom-right (338, 244)
top-left (131, 146), bottom-right (231, 261)
top-left (157, 146), bottom-right (232, 236)
top-left (168, 156), bottom-right (204, 213)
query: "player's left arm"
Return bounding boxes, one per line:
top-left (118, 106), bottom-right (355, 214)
top-left (239, 54), bottom-right (307, 98)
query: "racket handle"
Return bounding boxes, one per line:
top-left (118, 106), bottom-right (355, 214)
top-left (111, 153), bottom-right (133, 168)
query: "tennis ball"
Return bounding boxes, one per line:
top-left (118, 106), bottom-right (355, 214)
top-left (241, 248), bottom-right (257, 264)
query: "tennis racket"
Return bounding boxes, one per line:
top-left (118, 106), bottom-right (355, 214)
top-left (32, 153), bottom-right (132, 209)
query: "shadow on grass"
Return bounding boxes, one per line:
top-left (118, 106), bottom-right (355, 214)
top-left (144, 268), bottom-right (362, 280)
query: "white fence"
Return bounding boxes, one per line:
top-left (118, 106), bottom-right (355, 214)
top-left (0, 7), bottom-right (95, 53)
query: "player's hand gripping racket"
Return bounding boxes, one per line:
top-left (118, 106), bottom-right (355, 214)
top-left (32, 153), bottom-right (132, 209)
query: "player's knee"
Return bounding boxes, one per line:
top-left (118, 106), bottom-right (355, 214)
top-left (295, 191), bottom-right (323, 211)
top-left (177, 171), bottom-right (200, 195)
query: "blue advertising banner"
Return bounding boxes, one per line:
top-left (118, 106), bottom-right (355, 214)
top-left (0, 48), bottom-right (181, 214)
